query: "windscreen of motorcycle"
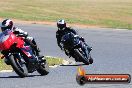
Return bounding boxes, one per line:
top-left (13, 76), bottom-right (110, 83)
top-left (0, 30), bottom-right (15, 50)
top-left (0, 32), bottom-right (10, 43)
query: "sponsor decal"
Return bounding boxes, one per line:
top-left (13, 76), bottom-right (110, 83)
top-left (76, 66), bottom-right (131, 85)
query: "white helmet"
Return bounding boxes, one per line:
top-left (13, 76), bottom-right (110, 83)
top-left (0, 19), bottom-right (13, 31)
top-left (57, 19), bottom-right (66, 30)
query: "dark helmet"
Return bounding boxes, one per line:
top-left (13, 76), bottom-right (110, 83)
top-left (57, 19), bottom-right (66, 30)
top-left (0, 19), bottom-right (13, 32)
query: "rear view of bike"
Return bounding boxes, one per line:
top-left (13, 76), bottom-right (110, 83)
top-left (61, 33), bottom-right (93, 65)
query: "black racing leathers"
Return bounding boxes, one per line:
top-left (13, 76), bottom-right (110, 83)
top-left (56, 27), bottom-right (77, 49)
top-left (56, 27), bottom-right (92, 58)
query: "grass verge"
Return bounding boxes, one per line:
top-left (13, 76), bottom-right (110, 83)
top-left (0, 59), bottom-right (12, 71)
top-left (0, 56), bottom-right (63, 71)
top-left (0, 0), bottom-right (132, 29)
top-left (45, 56), bottom-right (63, 66)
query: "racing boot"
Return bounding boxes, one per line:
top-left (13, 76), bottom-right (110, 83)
top-left (80, 37), bottom-right (92, 52)
top-left (88, 46), bottom-right (92, 52)
top-left (34, 46), bottom-right (41, 56)
top-left (84, 43), bottom-right (92, 52)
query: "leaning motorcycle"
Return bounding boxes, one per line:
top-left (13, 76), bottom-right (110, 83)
top-left (61, 33), bottom-right (93, 65)
top-left (0, 30), bottom-right (49, 78)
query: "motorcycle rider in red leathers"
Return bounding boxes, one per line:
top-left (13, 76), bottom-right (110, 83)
top-left (0, 19), bottom-right (42, 63)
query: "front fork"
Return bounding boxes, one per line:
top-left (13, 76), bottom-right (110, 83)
top-left (14, 53), bottom-right (26, 64)
top-left (2, 53), bottom-right (25, 65)
top-left (79, 42), bottom-right (90, 59)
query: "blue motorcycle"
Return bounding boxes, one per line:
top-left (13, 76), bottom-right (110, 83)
top-left (61, 33), bottom-right (93, 65)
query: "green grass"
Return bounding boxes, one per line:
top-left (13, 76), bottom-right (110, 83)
top-left (0, 56), bottom-right (63, 71)
top-left (0, 59), bottom-right (12, 71)
top-left (45, 56), bottom-right (63, 66)
top-left (0, 0), bottom-right (132, 29)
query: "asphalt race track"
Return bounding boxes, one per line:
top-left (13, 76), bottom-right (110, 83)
top-left (0, 23), bottom-right (132, 88)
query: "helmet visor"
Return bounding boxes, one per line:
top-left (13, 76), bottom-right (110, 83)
top-left (1, 27), bottom-right (9, 31)
top-left (0, 22), bottom-right (8, 27)
top-left (58, 24), bottom-right (65, 29)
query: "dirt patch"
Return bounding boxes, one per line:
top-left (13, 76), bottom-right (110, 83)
top-left (0, 18), bottom-right (55, 25)
top-left (0, 18), bottom-right (101, 29)
top-left (69, 23), bottom-right (103, 29)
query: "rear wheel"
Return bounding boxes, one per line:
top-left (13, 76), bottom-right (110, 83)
top-left (9, 55), bottom-right (28, 78)
top-left (37, 59), bottom-right (49, 75)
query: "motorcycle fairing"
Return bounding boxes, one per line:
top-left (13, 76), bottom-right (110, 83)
top-left (0, 30), bottom-right (24, 50)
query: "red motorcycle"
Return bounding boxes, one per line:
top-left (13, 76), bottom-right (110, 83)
top-left (0, 30), bottom-right (49, 78)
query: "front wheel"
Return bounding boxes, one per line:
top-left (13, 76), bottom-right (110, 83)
top-left (9, 55), bottom-right (28, 78)
top-left (37, 59), bottom-right (49, 75)
top-left (88, 55), bottom-right (93, 64)
top-left (74, 49), bottom-right (90, 65)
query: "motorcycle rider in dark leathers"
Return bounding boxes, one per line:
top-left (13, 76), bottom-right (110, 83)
top-left (56, 19), bottom-right (92, 59)
top-left (0, 19), bottom-right (43, 63)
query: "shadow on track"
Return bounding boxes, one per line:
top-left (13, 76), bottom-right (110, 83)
top-left (60, 63), bottom-right (88, 66)
top-left (0, 74), bottom-right (41, 78)
top-left (0, 76), bottom-right (20, 78)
